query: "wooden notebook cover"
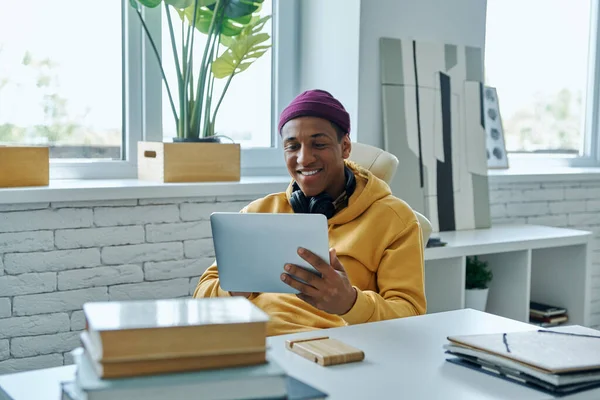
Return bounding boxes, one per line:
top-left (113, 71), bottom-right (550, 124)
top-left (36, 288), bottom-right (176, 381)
top-left (447, 328), bottom-right (600, 374)
top-left (286, 336), bottom-right (364, 366)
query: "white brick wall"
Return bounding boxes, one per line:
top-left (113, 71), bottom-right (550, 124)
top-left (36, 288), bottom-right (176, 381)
top-left (10, 332), bottom-right (81, 358)
top-left (70, 311), bottom-right (86, 331)
top-left (0, 272), bottom-right (56, 296)
top-left (55, 226), bottom-right (145, 249)
top-left (101, 242), bottom-right (183, 265)
top-left (0, 183), bottom-right (598, 375)
top-left (0, 209), bottom-right (93, 233)
top-left (0, 314), bottom-right (70, 338)
top-left (145, 221), bottom-right (212, 243)
top-left (0, 231), bottom-right (53, 253)
top-left (490, 179), bottom-right (600, 330)
top-left (4, 248), bottom-right (101, 274)
top-left (58, 265), bottom-right (143, 291)
top-left (144, 259), bottom-right (211, 281)
top-left (0, 196), bottom-right (261, 374)
top-left (108, 278), bottom-right (190, 301)
top-left (0, 340), bottom-right (8, 361)
top-left (0, 298), bottom-right (10, 318)
top-left (184, 238), bottom-right (216, 259)
top-left (94, 205), bottom-right (179, 227)
top-left (13, 288), bottom-right (109, 316)
top-left (0, 354), bottom-right (64, 374)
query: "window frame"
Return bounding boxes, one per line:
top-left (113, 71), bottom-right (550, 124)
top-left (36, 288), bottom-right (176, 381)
top-left (486, 0), bottom-right (600, 171)
top-left (50, 0), bottom-right (297, 180)
top-left (50, 1), bottom-right (140, 179)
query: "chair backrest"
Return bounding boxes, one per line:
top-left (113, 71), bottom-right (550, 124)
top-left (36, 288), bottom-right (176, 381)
top-left (348, 142), bottom-right (432, 246)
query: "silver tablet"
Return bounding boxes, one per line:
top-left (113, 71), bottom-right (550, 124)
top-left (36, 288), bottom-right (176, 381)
top-left (210, 212), bottom-right (330, 294)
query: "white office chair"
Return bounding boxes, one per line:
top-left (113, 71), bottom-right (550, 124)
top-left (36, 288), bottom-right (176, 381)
top-left (348, 142), bottom-right (433, 247)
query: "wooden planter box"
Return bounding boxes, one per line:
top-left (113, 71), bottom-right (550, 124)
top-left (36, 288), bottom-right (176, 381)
top-left (137, 141), bottom-right (241, 183)
top-left (0, 146), bottom-right (49, 188)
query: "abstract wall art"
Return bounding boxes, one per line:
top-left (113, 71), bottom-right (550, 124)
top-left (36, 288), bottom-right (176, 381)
top-left (380, 37), bottom-right (491, 232)
top-left (483, 86), bottom-right (509, 169)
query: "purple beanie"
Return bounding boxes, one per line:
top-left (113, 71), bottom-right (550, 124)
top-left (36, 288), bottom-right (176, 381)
top-left (278, 89), bottom-right (350, 135)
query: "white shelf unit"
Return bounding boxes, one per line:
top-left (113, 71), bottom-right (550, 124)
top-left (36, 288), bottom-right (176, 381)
top-left (423, 224), bottom-right (592, 326)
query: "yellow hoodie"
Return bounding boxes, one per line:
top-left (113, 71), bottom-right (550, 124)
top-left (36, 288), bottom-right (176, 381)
top-left (193, 161), bottom-right (426, 336)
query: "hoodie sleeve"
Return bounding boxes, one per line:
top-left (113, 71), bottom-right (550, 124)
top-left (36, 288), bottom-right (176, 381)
top-left (340, 220), bottom-right (426, 324)
top-left (192, 261), bottom-right (232, 298)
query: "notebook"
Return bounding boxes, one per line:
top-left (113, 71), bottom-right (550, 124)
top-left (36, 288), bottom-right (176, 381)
top-left (445, 327), bottom-right (600, 396)
top-left (446, 357), bottom-right (600, 397)
top-left (72, 347), bottom-right (287, 400)
top-left (530, 301), bottom-right (567, 317)
top-left (82, 297), bottom-right (269, 362)
top-left (61, 376), bottom-right (328, 400)
top-left (447, 329), bottom-right (600, 374)
top-left (443, 343), bottom-right (600, 387)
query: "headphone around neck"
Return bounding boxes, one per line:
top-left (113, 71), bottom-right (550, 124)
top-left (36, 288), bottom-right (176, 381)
top-left (289, 165), bottom-right (356, 219)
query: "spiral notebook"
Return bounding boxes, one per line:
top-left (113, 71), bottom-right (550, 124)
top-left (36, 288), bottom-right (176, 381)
top-left (445, 326), bottom-right (600, 396)
top-left (447, 328), bottom-right (600, 374)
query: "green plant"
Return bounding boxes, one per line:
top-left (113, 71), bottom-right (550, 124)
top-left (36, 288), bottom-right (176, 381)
top-left (465, 256), bottom-right (493, 290)
top-left (129, 0), bottom-right (271, 140)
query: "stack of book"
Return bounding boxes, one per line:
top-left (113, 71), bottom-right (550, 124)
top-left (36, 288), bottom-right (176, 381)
top-left (60, 297), bottom-right (327, 400)
top-left (529, 301), bottom-right (568, 327)
top-left (443, 327), bottom-right (600, 396)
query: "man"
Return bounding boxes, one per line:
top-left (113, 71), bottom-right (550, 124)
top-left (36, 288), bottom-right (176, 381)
top-left (193, 89), bottom-right (426, 336)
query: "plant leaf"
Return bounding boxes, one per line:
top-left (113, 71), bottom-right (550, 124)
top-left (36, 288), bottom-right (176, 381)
top-left (166, 0), bottom-right (215, 8)
top-left (229, 13), bottom-right (252, 24)
top-left (218, 13), bottom-right (258, 37)
top-left (220, 17), bottom-right (245, 36)
top-left (211, 16), bottom-right (271, 79)
top-left (134, 0), bottom-right (162, 8)
top-left (208, 0), bottom-right (264, 18)
top-left (183, 7), bottom-right (214, 34)
top-left (183, 5), bottom-right (246, 37)
top-left (220, 34), bottom-right (234, 47)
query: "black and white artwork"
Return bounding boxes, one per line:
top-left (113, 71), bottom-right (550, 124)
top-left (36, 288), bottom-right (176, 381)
top-left (379, 37), bottom-right (491, 232)
top-left (483, 86), bottom-right (509, 169)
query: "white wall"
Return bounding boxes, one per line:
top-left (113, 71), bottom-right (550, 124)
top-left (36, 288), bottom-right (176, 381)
top-left (297, 0), bottom-right (487, 146)
top-left (297, 0), bottom-right (361, 140)
top-left (356, 0), bottom-right (487, 148)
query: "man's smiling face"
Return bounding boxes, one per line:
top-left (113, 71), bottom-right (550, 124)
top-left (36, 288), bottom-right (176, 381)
top-left (281, 116), bottom-right (351, 198)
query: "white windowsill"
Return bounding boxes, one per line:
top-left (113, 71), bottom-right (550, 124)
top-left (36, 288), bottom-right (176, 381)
top-left (0, 177), bottom-right (291, 205)
top-left (488, 154), bottom-right (600, 183)
top-left (2, 168), bottom-right (600, 205)
top-left (488, 167), bottom-right (600, 183)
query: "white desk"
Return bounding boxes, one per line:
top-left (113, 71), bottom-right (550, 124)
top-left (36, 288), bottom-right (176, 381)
top-left (424, 224), bottom-right (592, 326)
top-left (1, 309), bottom-right (599, 400)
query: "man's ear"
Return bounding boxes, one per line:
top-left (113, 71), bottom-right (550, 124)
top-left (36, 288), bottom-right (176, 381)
top-left (341, 134), bottom-right (351, 159)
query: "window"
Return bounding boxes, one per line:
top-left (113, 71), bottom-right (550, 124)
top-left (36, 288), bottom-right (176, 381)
top-left (148, 0), bottom-right (296, 176)
top-left (160, 1), bottom-right (274, 148)
top-left (0, 0), bottom-right (123, 161)
top-left (485, 0), bottom-right (593, 159)
top-left (0, 0), bottom-right (295, 179)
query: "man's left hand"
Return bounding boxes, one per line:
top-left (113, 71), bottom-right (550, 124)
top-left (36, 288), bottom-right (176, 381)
top-left (281, 247), bottom-right (357, 315)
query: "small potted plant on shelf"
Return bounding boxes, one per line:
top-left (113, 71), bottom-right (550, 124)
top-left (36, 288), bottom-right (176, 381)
top-left (130, 0), bottom-right (271, 182)
top-left (465, 256), bottom-right (493, 311)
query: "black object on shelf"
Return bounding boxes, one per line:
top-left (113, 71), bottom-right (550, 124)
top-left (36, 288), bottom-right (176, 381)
top-left (427, 237), bottom-right (447, 248)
